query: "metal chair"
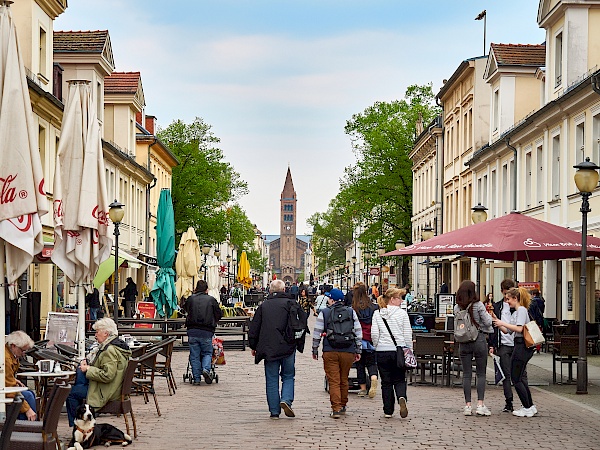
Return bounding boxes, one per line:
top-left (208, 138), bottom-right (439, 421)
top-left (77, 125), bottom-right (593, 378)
top-left (0, 395), bottom-right (23, 450)
top-left (132, 349), bottom-right (162, 416)
top-left (153, 337), bottom-right (178, 395)
top-left (413, 335), bottom-right (446, 384)
top-left (97, 358), bottom-right (139, 439)
top-left (553, 335), bottom-right (579, 384)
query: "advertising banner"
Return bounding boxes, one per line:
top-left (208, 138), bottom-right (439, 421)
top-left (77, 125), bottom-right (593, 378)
top-left (135, 302), bottom-right (157, 328)
top-left (45, 312), bottom-right (79, 348)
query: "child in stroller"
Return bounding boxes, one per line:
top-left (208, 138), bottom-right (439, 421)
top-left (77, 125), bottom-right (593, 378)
top-left (183, 337), bottom-right (224, 384)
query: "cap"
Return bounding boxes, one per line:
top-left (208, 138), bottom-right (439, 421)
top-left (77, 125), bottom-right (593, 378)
top-left (325, 288), bottom-right (344, 301)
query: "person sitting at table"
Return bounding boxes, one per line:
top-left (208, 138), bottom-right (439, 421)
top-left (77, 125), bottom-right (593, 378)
top-left (5, 330), bottom-right (37, 420)
top-left (66, 318), bottom-right (131, 427)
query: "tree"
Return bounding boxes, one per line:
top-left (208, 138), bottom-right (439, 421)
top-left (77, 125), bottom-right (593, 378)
top-left (158, 118), bottom-right (261, 270)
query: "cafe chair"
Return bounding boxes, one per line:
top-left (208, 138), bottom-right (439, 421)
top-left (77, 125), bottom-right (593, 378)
top-left (552, 335), bottom-right (579, 384)
top-left (153, 337), bottom-right (178, 395)
top-left (132, 349), bottom-right (162, 416)
top-left (8, 384), bottom-right (71, 450)
top-left (0, 394), bottom-right (23, 450)
top-left (413, 335), bottom-right (445, 384)
top-left (96, 358), bottom-right (139, 439)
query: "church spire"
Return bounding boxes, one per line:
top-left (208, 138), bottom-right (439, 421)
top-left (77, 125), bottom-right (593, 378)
top-left (282, 166), bottom-right (295, 197)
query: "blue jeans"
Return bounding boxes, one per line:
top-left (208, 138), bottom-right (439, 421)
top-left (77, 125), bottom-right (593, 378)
top-left (66, 368), bottom-right (89, 426)
top-left (89, 307), bottom-right (100, 321)
top-left (17, 390), bottom-right (36, 421)
top-left (189, 336), bottom-right (213, 382)
top-left (264, 352), bottom-right (295, 416)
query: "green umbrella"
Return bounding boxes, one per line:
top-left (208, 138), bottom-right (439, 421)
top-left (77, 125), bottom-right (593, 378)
top-left (150, 189), bottom-right (177, 318)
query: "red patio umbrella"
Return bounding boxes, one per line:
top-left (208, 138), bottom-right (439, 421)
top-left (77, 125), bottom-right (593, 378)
top-left (384, 212), bottom-right (600, 262)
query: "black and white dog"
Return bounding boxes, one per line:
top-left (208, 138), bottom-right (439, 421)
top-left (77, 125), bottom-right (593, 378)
top-left (67, 404), bottom-right (132, 450)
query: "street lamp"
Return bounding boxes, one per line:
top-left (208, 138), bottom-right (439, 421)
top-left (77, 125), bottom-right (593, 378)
top-left (471, 203), bottom-right (488, 297)
top-left (377, 245), bottom-right (385, 289)
top-left (351, 255), bottom-right (357, 285)
top-left (226, 255), bottom-right (232, 290)
top-left (573, 157), bottom-right (600, 394)
top-left (395, 240), bottom-right (405, 287)
top-left (346, 260), bottom-right (350, 292)
top-left (364, 250), bottom-right (371, 286)
top-left (108, 200), bottom-right (125, 325)
top-left (232, 258), bottom-right (237, 286)
top-left (202, 243), bottom-right (211, 280)
top-left (421, 224), bottom-right (434, 303)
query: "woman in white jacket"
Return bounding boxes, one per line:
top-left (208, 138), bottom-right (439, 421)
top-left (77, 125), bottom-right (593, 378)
top-left (371, 288), bottom-right (413, 419)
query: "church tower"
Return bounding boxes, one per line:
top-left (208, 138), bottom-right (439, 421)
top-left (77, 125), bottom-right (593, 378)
top-left (280, 167), bottom-right (297, 281)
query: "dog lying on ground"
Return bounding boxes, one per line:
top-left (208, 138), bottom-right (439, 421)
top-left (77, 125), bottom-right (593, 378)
top-left (67, 404), bottom-right (132, 450)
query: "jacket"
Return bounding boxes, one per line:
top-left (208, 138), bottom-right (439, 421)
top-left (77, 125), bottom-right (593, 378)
top-left (489, 299), bottom-right (510, 350)
top-left (312, 302), bottom-right (362, 354)
top-left (371, 306), bottom-right (413, 351)
top-left (248, 292), bottom-right (299, 363)
top-left (355, 303), bottom-right (379, 343)
top-left (86, 336), bottom-right (132, 409)
top-left (5, 344), bottom-right (31, 414)
top-left (453, 301), bottom-right (493, 334)
top-left (184, 292), bottom-right (222, 333)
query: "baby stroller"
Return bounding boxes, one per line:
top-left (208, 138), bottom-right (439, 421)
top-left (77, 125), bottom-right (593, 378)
top-left (183, 337), bottom-right (224, 384)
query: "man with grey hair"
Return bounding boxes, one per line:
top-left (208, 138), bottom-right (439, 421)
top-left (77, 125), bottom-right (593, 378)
top-left (66, 317), bottom-right (131, 426)
top-left (5, 331), bottom-right (37, 420)
top-left (249, 279), bottom-right (307, 419)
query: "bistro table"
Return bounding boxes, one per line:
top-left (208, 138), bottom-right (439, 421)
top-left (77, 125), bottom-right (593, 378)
top-left (17, 371), bottom-right (75, 419)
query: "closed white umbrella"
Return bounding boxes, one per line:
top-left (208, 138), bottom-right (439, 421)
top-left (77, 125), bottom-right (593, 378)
top-left (175, 227), bottom-right (201, 300)
top-left (0, 1), bottom-right (48, 391)
top-left (51, 81), bottom-right (111, 358)
top-left (206, 255), bottom-right (220, 300)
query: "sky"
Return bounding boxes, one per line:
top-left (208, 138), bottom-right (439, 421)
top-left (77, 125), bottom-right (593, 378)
top-left (55, 1), bottom-right (546, 235)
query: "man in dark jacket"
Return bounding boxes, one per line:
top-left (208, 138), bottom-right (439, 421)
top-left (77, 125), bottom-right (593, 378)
top-left (119, 277), bottom-right (138, 318)
top-left (183, 280), bottom-right (222, 385)
top-left (249, 279), bottom-right (305, 419)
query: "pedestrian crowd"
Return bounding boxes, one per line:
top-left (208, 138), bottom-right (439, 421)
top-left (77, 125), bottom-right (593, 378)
top-left (246, 277), bottom-right (542, 420)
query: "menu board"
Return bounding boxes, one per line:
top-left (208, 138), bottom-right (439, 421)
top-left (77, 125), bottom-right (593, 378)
top-left (45, 312), bottom-right (79, 348)
top-left (135, 302), bottom-right (157, 329)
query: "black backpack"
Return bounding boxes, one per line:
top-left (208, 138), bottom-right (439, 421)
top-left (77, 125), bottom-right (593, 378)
top-left (325, 302), bottom-right (356, 349)
top-left (286, 301), bottom-right (308, 352)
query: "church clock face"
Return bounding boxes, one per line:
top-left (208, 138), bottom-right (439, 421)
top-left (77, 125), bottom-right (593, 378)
top-left (285, 226), bottom-right (291, 231)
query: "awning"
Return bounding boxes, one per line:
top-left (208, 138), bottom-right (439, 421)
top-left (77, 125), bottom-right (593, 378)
top-left (93, 248), bottom-right (147, 289)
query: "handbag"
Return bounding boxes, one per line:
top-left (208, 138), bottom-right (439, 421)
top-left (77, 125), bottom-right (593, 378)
top-left (523, 320), bottom-right (545, 348)
top-left (381, 317), bottom-right (416, 369)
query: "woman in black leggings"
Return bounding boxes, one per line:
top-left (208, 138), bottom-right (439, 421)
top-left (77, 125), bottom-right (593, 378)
top-left (492, 287), bottom-right (537, 417)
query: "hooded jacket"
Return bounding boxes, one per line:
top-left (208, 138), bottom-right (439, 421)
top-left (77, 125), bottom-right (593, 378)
top-left (371, 306), bottom-right (413, 351)
top-left (86, 335), bottom-right (132, 409)
top-left (248, 292), bottom-right (299, 363)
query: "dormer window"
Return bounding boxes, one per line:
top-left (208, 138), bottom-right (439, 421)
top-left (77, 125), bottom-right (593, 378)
top-left (493, 89), bottom-right (500, 131)
top-left (555, 32), bottom-right (563, 88)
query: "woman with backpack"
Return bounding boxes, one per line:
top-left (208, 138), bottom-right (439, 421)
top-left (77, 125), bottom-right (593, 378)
top-left (351, 282), bottom-right (380, 398)
top-left (491, 287), bottom-right (538, 417)
top-left (371, 288), bottom-right (412, 418)
top-left (454, 280), bottom-right (493, 416)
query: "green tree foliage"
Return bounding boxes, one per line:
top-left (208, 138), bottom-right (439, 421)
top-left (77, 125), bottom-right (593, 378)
top-left (310, 84), bottom-right (440, 284)
top-left (158, 118), bottom-right (261, 271)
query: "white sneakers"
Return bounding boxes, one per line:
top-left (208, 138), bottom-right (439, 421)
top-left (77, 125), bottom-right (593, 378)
top-left (512, 406), bottom-right (536, 417)
top-left (475, 405), bottom-right (491, 416)
top-left (463, 405), bottom-right (472, 416)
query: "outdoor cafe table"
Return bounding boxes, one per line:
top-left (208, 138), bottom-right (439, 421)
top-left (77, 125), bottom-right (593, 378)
top-left (17, 371), bottom-right (75, 419)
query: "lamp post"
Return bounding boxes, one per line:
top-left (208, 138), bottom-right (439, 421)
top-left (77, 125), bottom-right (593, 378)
top-left (346, 260), bottom-right (350, 292)
top-left (377, 245), bottom-right (385, 289)
top-left (573, 157), bottom-right (600, 394)
top-left (232, 258), bottom-right (237, 286)
top-left (351, 255), bottom-right (357, 286)
top-left (364, 250), bottom-right (371, 286)
top-left (202, 243), bottom-right (211, 280)
top-left (471, 203), bottom-right (488, 297)
top-left (108, 200), bottom-right (125, 325)
top-left (226, 255), bottom-right (232, 290)
top-left (421, 224), bottom-right (434, 303)
top-left (395, 240), bottom-right (405, 287)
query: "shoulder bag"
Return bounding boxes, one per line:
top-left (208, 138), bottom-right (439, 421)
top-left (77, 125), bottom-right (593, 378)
top-left (381, 317), bottom-right (417, 369)
top-left (523, 310), bottom-right (545, 348)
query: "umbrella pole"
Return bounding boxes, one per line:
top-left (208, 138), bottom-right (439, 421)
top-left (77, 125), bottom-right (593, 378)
top-left (0, 240), bottom-right (6, 408)
top-left (513, 252), bottom-right (518, 282)
top-left (77, 286), bottom-right (85, 359)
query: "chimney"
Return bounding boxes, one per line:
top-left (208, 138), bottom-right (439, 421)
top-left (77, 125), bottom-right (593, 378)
top-left (145, 115), bottom-right (156, 135)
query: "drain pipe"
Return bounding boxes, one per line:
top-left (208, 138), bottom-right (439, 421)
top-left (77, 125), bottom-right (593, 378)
top-left (506, 137), bottom-right (518, 280)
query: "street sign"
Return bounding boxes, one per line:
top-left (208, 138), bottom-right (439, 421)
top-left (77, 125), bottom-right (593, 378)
top-left (370, 268), bottom-right (380, 276)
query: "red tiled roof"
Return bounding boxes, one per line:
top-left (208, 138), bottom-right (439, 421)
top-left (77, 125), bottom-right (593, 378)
top-left (491, 43), bottom-right (546, 67)
top-left (104, 72), bottom-right (141, 95)
top-left (54, 30), bottom-right (109, 53)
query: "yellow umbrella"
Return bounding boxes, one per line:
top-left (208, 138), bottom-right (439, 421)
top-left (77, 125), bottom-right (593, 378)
top-left (237, 251), bottom-right (252, 289)
top-left (175, 227), bottom-right (201, 299)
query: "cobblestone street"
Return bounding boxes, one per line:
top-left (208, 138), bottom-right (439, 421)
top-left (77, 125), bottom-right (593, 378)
top-left (50, 317), bottom-right (600, 450)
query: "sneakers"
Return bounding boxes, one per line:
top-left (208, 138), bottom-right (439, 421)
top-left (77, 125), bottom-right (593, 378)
top-left (384, 414), bottom-right (393, 418)
top-left (339, 406), bottom-right (346, 415)
top-left (330, 410), bottom-right (342, 419)
top-left (512, 407), bottom-right (535, 417)
top-left (502, 402), bottom-right (513, 412)
top-left (270, 414), bottom-right (280, 420)
top-left (357, 390), bottom-right (367, 397)
top-left (531, 405), bottom-right (537, 415)
top-left (476, 405), bottom-right (491, 416)
top-left (398, 397), bottom-right (408, 418)
top-left (463, 405), bottom-right (472, 416)
top-left (368, 379), bottom-right (378, 398)
top-left (202, 369), bottom-right (213, 385)
top-left (280, 401), bottom-right (295, 418)
top-left (192, 381), bottom-right (202, 386)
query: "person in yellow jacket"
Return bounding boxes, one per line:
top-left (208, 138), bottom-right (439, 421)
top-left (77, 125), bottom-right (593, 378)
top-left (5, 331), bottom-right (37, 420)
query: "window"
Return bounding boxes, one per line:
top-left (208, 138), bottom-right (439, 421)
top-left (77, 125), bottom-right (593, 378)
top-left (576, 121), bottom-right (585, 164)
top-left (38, 126), bottom-right (46, 177)
top-left (491, 170), bottom-right (497, 217)
top-left (536, 144), bottom-right (543, 204)
top-left (552, 134), bottom-right (560, 199)
top-left (525, 151), bottom-right (532, 208)
top-left (493, 90), bottom-right (500, 131)
top-left (97, 81), bottom-right (102, 122)
top-left (482, 174), bottom-right (488, 208)
top-left (555, 32), bottom-right (563, 88)
top-left (38, 28), bottom-right (47, 79)
top-left (502, 164), bottom-right (508, 214)
top-left (594, 113), bottom-right (600, 164)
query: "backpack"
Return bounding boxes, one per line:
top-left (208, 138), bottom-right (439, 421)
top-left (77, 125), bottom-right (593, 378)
top-left (286, 301), bottom-right (308, 351)
top-left (454, 304), bottom-right (479, 343)
top-left (325, 302), bottom-right (356, 349)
